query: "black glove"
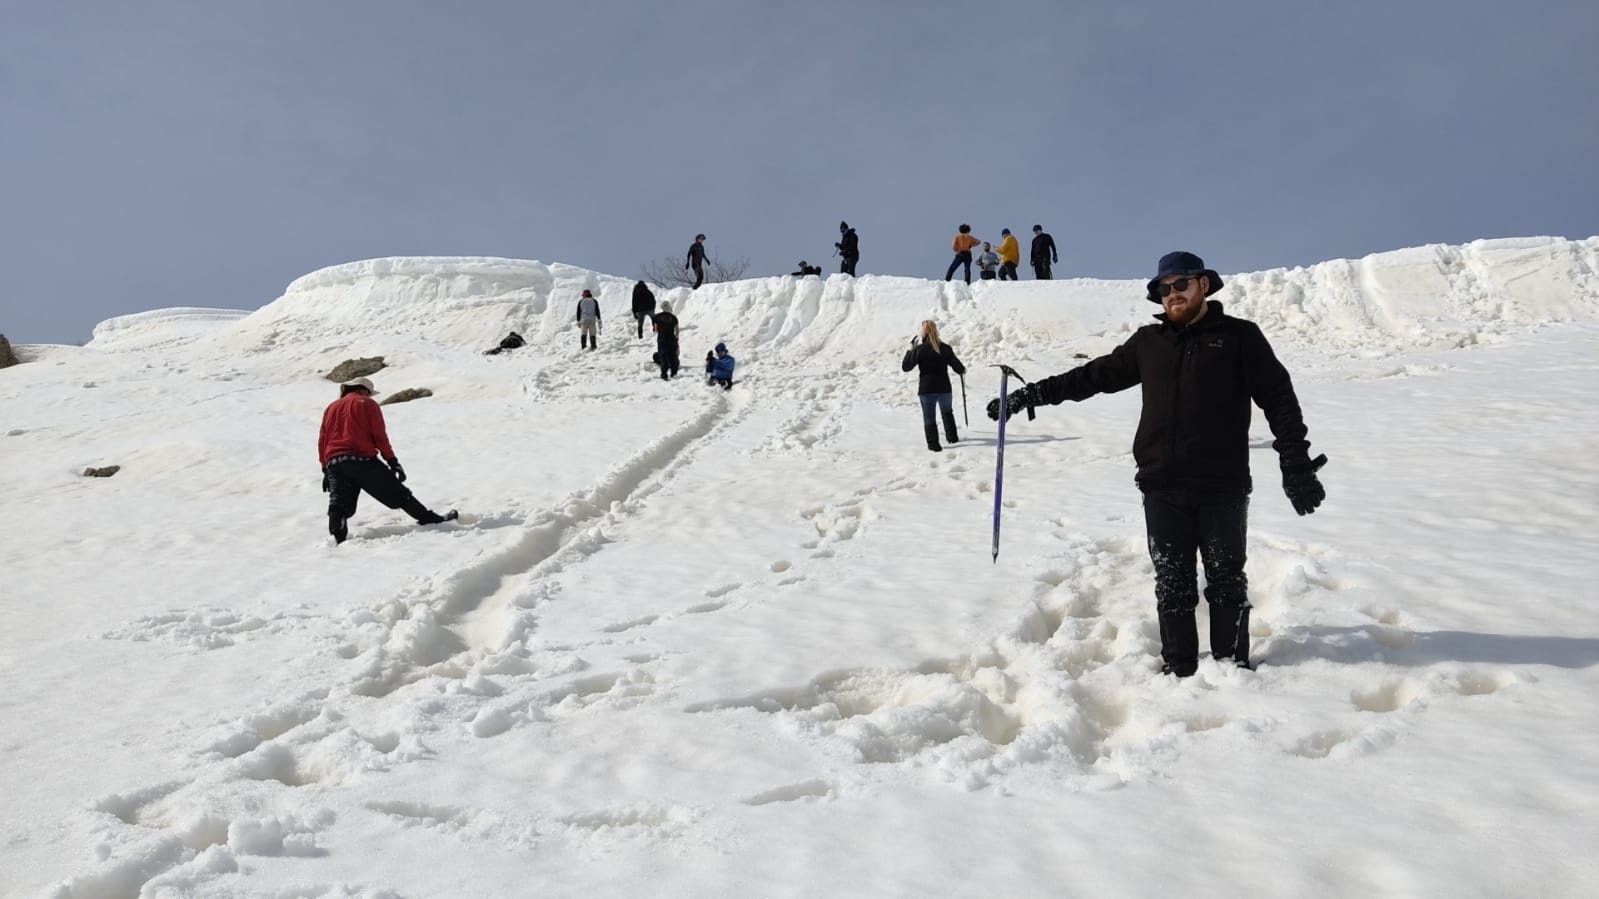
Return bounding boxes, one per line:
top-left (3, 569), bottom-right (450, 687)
top-left (388, 458), bottom-right (406, 483)
top-left (985, 384), bottom-right (1039, 421)
top-left (1281, 453), bottom-right (1327, 515)
top-left (321, 471), bottom-right (330, 492)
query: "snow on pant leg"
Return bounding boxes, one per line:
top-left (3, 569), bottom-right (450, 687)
top-left (326, 464), bottom-right (361, 540)
top-left (1198, 489), bottom-right (1252, 661)
top-left (349, 458), bottom-right (441, 523)
top-left (1143, 487), bottom-right (1201, 671)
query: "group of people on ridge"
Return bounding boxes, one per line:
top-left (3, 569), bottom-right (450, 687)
top-left (687, 220), bottom-right (1061, 286)
top-left (945, 224), bottom-right (1058, 284)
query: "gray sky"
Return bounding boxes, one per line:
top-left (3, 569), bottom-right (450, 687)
top-left (4, 0), bottom-right (1596, 344)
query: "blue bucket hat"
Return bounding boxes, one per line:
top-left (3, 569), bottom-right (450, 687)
top-left (1001, 228), bottom-right (1011, 235)
top-left (714, 342), bottom-right (727, 354)
top-left (1146, 251), bottom-right (1223, 303)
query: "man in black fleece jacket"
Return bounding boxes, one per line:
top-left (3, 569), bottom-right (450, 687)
top-left (989, 251), bottom-right (1327, 677)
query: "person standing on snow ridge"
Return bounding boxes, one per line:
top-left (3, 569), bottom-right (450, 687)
top-left (576, 288), bottom-right (602, 351)
top-left (652, 300), bottom-right (680, 380)
top-left (631, 280), bottom-right (657, 339)
top-left (686, 234), bottom-right (708, 289)
top-left (1030, 224), bottom-right (1059, 279)
top-left (902, 319), bottom-right (967, 452)
top-left (319, 377), bottom-right (457, 544)
top-left (988, 251), bottom-right (1327, 677)
top-left (996, 228), bottom-right (1020, 281)
top-left (836, 222), bottom-right (860, 276)
top-left (945, 224), bottom-right (982, 284)
top-left (977, 242), bottom-right (1001, 281)
top-left (705, 342), bottom-right (736, 389)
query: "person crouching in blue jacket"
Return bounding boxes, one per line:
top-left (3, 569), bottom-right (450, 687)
top-left (706, 342), bottom-right (736, 389)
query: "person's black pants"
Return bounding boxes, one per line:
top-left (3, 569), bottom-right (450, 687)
top-left (999, 262), bottom-right (1018, 281)
top-left (1032, 260), bottom-right (1053, 280)
top-left (945, 251), bottom-right (973, 283)
top-left (326, 457), bottom-right (441, 540)
top-left (841, 255), bottom-right (858, 276)
top-left (691, 263), bottom-right (705, 289)
top-left (1141, 485), bottom-right (1252, 672)
top-left (633, 310), bottom-right (652, 338)
top-left (656, 342), bottom-right (680, 380)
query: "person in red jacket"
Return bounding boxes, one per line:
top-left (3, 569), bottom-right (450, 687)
top-left (318, 377), bottom-right (457, 544)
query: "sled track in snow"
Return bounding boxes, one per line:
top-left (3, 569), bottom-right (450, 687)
top-left (345, 388), bottom-right (753, 698)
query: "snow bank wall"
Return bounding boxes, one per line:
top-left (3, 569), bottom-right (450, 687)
top-left (90, 237), bottom-right (1599, 361)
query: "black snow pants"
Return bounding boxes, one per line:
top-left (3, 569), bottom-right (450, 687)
top-left (1141, 485), bottom-right (1252, 674)
top-left (326, 456), bottom-right (444, 541)
top-left (656, 341), bottom-right (680, 380)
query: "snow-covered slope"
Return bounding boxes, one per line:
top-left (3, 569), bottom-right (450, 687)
top-left (5, 237), bottom-right (1598, 898)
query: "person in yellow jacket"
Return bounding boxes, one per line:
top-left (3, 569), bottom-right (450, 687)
top-left (944, 224), bottom-right (983, 284)
top-left (996, 228), bottom-right (1020, 281)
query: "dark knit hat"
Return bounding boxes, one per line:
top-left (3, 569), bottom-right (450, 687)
top-left (1145, 251), bottom-right (1223, 303)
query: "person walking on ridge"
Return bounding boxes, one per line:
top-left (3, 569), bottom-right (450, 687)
top-left (836, 222), bottom-right (860, 276)
top-left (988, 251), bottom-right (1327, 676)
top-left (1030, 225), bottom-right (1058, 279)
top-left (319, 377), bottom-right (457, 544)
top-left (686, 234), bottom-right (708, 289)
top-left (945, 224), bottom-right (982, 284)
top-left (903, 319), bottom-right (967, 452)
top-left (996, 228), bottom-right (1020, 281)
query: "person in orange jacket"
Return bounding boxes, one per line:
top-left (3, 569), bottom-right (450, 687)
top-left (319, 377), bottom-right (457, 544)
top-left (996, 228), bottom-right (1020, 281)
top-left (944, 224), bottom-right (983, 284)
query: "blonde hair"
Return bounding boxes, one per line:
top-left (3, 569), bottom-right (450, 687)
top-left (919, 320), bottom-right (943, 352)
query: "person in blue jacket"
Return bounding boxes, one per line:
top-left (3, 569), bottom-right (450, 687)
top-left (705, 342), bottom-right (736, 389)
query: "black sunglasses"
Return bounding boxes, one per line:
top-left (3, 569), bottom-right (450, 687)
top-left (1155, 276), bottom-right (1202, 298)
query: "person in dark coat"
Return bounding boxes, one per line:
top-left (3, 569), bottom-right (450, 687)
top-left (652, 300), bottom-right (680, 380)
top-left (836, 222), bottom-right (860, 276)
top-left (1030, 225), bottom-right (1059, 279)
top-left (686, 234), bottom-right (708, 289)
top-left (483, 331), bottom-right (525, 355)
top-left (318, 377), bottom-right (457, 544)
top-left (631, 281), bottom-right (657, 339)
top-left (988, 251), bottom-right (1327, 676)
top-left (902, 319), bottom-right (967, 452)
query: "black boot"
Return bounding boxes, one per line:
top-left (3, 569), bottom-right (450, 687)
top-left (1210, 604), bottom-right (1251, 667)
top-left (329, 514), bottom-right (348, 544)
top-left (942, 409), bottom-right (960, 444)
top-left (925, 424), bottom-right (942, 452)
top-left (1158, 611), bottom-right (1199, 677)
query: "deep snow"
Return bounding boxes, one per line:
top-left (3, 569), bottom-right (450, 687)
top-left (3, 236), bottom-right (1598, 898)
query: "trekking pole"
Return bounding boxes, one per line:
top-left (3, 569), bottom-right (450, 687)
top-left (960, 372), bottom-right (969, 426)
top-left (990, 364), bottom-right (1034, 563)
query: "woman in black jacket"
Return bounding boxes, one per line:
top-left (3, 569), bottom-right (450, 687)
top-left (901, 319), bottom-right (967, 452)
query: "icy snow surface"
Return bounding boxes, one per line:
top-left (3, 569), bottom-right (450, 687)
top-left (4, 236), bottom-right (1599, 897)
